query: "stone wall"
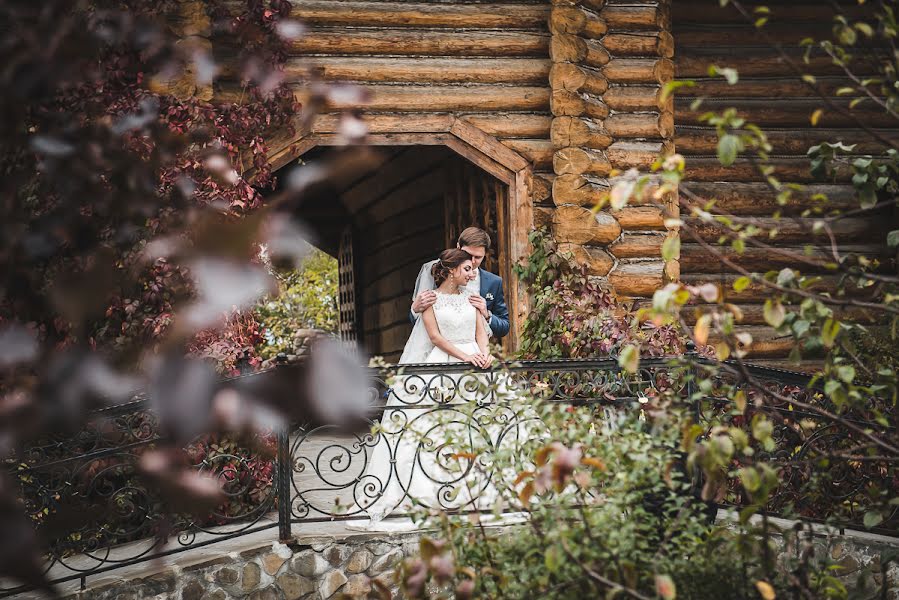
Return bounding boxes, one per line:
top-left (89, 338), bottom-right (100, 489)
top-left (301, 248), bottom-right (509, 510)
top-left (57, 521), bottom-right (898, 600)
top-left (64, 533), bottom-right (419, 600)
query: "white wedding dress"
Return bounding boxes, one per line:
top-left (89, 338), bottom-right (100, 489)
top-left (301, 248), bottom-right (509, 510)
top-left (351, 290), bottom-right (531, 531)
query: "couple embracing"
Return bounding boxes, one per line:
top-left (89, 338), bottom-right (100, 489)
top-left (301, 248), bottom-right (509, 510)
top-left (400, 226), bottom-right (509, 368)
top-left (351, 227), bottom-right (523, 531)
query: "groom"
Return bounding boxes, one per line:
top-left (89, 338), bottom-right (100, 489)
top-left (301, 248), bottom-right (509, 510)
top-left (409, 227), bottom-right (510, 338)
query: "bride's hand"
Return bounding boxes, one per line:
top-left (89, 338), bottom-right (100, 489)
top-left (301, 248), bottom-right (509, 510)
top-left (481, 354), bottom-right (495, 368)
top-left (464, 354), bottom-right (482, 368)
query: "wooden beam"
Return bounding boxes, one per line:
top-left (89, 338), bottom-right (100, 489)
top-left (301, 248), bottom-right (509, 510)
top-left (294, 57), bottom-right (551, 85)
top-left (461, 114), bottom-right (552, 139)
top-left (293, 85), bottom-right (551, 113)
top-left (444, 136), bottom-right (515, 184)
top-left (289, 1), bottom-right (551, 29)
top-left (602, 31), bottom-right (674, 58)
top-left (603, 58), bottom-right (674, 84)
top-left (601, 4), bottom-right (668, 30)
top-left (291, 29), bottom-right (549, 57)
top-left (312, 113), bottom-right (454, 135)
top-left (450, 118), bottom-right (530, 172)
top-left (508, 168), bottom-right (535, 350)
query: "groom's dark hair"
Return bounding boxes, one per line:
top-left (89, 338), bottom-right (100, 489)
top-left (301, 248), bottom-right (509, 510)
top-left (457, 227), bottom-right (491, 251)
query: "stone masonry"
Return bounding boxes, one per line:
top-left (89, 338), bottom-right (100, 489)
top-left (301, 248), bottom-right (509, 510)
top-left (63, 533), bottom-right (419, 600)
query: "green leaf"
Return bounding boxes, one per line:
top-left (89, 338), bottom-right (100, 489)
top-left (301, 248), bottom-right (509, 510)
top-left (661, 235), bottom-right (680, 261)
top-left (836, 365), bottom-right (856, 383)
top-left (717, 134), bottom-right (741, 166)
top-left (733, 276), bottom-right (751, 292)
top-left (618, 344), bottom-right (640, 374)
top-left (821, 318), bottom-right (840, 348)
top-left (887, 230), bottom-right (899, 248)
top-left (863, 511), bottom-right (884, 529)
top-left (855, 22), bottom-right (874, 37)
top-left (763, 299), bottom-right (786, 328)
top-left (544, 545), bottom-right (563, 573)
top-left (660, 80), bottom-right (696, 102)
top-left (739, 467), bottom-right (761, 492)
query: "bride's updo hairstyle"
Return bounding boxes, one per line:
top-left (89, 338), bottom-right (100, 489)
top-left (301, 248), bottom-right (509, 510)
top-left (431, 248), bottom-right (472, 287)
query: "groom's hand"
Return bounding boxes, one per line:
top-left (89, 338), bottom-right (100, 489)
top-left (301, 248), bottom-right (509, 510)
top-left (468, 295), bottom-right (489, 319)
top-left (412, 290), bottom-right (437, 314)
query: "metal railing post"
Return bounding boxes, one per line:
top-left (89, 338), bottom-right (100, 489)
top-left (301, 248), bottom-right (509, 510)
top-left (277, 424), bottom-right (292, 542)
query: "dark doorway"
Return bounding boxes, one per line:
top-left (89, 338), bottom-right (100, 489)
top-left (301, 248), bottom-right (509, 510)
top-left (285, 145), bottom-right (507, 362)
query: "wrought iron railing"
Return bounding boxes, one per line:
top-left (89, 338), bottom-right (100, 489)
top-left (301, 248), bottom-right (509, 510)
top-left (2, 357), bottom-right (896, 597)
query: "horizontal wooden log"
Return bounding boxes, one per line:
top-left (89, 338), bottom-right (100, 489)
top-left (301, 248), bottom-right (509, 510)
top-left (553, 205), bottom-right (621, 244)
top-left (609, 234), bottom-right (664, 259)
top-left (677, 50), bottom-right (848, 79)
top-left (679, 243), bottom-right (891, 274)
top-left (676, 126), bottom-right (899, 156)
top-left (682, 157), bottom-right (852, 183)
top-left (550, 33), bottom-right (611, 68)
top-left (601, 31), bottom-right (674, 58)
top-left (679, 273), bottom-right (868, 302)
top-left (310, 112), bottom-right (552, 140)
top-left (535, 206), bottom-right (554, 230)
top-left (552, 173), bottom-right (607, 206)
top-left (676, 98), bottom-right (898, 128)
top-left (676, 303), bottom-right (879, 327)
top-left (673, 2), bottom-right (868, 25)
top-left (614, 206), bottom-right (665, 230)
top-left (607, 141), bottom-right (663, 169)
top-left (291, 1), bottom-right (551, 29)
top-left (550, 6), bottom-right (608, 38)
top-left (601, 5), bottom-right (668, 30)
top-left (312, 113), bottom-right (452, 134)
top-left (558, 243), bottom-right (614, 275)
top-left (503, 139), bottom-right (555, 169)
top-left (604, 112), bottom-right (669, 138)
top-left (603, 58), bottom-right (674, 84)
top-left (463, 114), bottom-right (552, 139)
top-left (683, 77), bottom-right (856, 99)
top-left (680, 182), bottom-right (859, 216)
top-left (291, 29), bottom-right (549, 57)
top-left (675, 24), bottom-right (839, 47)
top-left (551, 116), bottom-right (612, 149)
top-left (553, 147), bottom-right (612, 176)
top-left (604, 85), bottom-right (665, 111)
top-left (711, 326), bottom-right (797, 359)
top-left (609, 261), bottom-right (665, 297)
top-left (549, 63), bottom-right (609, 95)
top-left (682, 215), bottom-right (883, 243)
top-left (551, 90), bottom-right (610, 119)
top-left (294, 57), bottom-right (551, 85)
top-left (293, 85), bottom-right (550, 112)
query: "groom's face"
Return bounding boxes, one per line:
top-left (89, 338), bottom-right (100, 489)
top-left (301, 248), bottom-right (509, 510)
top-left (459, 245), bottom-right (486, 269)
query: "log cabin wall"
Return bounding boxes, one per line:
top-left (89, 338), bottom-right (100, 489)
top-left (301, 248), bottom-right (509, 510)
top-left (673, 0), bottom-right (893, 365)
top-left (285, 0), bottom-right (556, 196)
top-left (547, 0), bottom-right (677, 301)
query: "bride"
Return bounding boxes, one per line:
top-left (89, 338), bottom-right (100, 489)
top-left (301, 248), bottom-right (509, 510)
top-left (351, 248), bottom-right (515, 531)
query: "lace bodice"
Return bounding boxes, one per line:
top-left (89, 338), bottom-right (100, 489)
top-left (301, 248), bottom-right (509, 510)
top-left (433, 291), bottom-right (477, 344)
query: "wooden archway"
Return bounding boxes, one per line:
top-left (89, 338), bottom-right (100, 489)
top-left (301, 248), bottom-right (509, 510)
top-left (269, 118), bottom-right (534, 350)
